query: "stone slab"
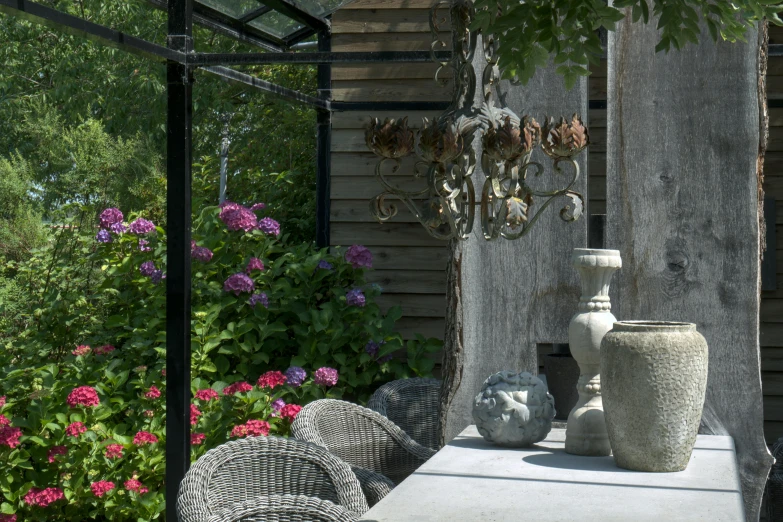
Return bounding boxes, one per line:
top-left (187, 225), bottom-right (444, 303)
top-left (360, 426), bottom-right (744, 521)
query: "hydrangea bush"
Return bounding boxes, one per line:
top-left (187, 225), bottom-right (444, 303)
top-left (0, 202), bottom-right (442, 521)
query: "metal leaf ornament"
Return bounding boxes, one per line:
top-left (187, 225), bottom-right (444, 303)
top-left (365, 117), bottom-right (415, 159)
top-left (506, 192), bottom-right (533, 230)
top-left (541, 114), bottom-right (589, 159)
top-left (417, 117), bottom-right (463, 163)
top-left (483, 113), bottom-right (540, 162)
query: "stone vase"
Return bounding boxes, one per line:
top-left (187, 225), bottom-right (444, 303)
top-left (601, 321), bottom-right (709, 472)
top-left (564, 248), bottom-right (621, 456)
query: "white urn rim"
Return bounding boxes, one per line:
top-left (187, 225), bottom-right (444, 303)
top-left (611, 320), bottom-right (696, 333)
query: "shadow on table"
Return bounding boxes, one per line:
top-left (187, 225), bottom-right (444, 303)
top-left (522, 448), bottom-right (632, 473)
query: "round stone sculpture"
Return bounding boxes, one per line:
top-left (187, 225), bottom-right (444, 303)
top-left (472, 371), bottom-right (556, 447)
top-left (601, 321), bottom-right (708, 472)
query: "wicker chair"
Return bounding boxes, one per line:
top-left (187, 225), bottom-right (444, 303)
top-left (368, 378), bottom-right (442, 451)
top-left (291, 399), bottom-right (437, 507)
top-left (177, 436), bottom-right (369, 522)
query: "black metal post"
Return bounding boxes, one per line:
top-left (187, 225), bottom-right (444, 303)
top-left (166, 0), bottom-right (193, 519)
top-left (315, 30), bottom-right (331, 249)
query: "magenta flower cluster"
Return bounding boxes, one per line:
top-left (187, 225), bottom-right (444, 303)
top-left (140, 261), bottom-right (156, 277)
top-left (191, 240), bottom-right (213, 263)
top-left (220, 202), bottom-right (258, 232)
top-left (224, 273), bottom-right (255, 295)
top-left (314, 367), bottom-right (339, 387)
top-left (257, 217), bottom-right (281, 236)
top-left (248, 292), bottom-right (268, 308)
top-left (246, 257), bottom-right (264, 273)
top-left (99, 208), bottom-right (124, 229)
top-left (129, 218), bottom-right (155, 234)
top-left (346, 289), bottom-right (365, 307)
top-left (67, 386), bottom-right (100, 408)
top-left (345, 244), bottom-right (372, 269)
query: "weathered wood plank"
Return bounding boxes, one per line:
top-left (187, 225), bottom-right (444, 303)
top-left (332, 79), bottom-right (452, 103)
top-left (763, 372), bottom-right (783, 395)
top-left (763, 323), bottom-right (783, 347)
top-left (332, 63), bottom-right (451, 81)
top-left (332, 8), bottom-right (447, 34)
top-left (763, 396), bottom-right (783, 420)
top-left (606, 14), bottom-right (771, 519)
top-left (761, 299), bottom-right (783, 322)
top-left (342, 0), bottom-right (441, 8)
top-left (332, 111), bottom-right (445, 130)
top-left (441, 36), bottom-right (590, 443)
top-left (332, 33), bottom-right (452, 52)
top-left (366, 269), bottom-right (447, 294)
top-left (395, 316), bottom-right (444, 340)
top-left (762, 347), bottom-right (783, 372)
top-left (330, 200), bottom-right (420, 223)
top-left (377, 294), bottom-right (445, 318)
top-left (355, 246), bottom-right (448, 271)
top-left (765, 421), bottom-right (783, 443)
top-left (331, 175), bottom-right (429, 200)
top-left (331, 222), bottom-right (447, 247)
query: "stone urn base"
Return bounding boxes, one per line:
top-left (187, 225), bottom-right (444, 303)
top-left (601, 321), bottom-right (708, 472)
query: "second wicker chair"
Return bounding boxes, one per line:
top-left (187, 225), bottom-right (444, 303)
top-left (291, 399), bottom-right (437, 507)
top-left (368, 378), bottom-right (442, 451)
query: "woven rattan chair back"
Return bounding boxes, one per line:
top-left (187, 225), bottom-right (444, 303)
top-left (367, 378), bottom-right (441, 450)
top-left (291, 399), bottom-right (435, 485)
top-left (177, 435), bottom-right (368, 521)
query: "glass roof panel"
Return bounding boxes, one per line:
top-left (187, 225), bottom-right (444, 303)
top-left (248, 10), bottom-right (304, 38)
top-left (198, 0), bottom-right (264, 18)
top-left (282, 0), bottom-right (353, 17)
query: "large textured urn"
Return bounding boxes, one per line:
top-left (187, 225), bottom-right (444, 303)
top-left (565, 248), bottom-right (621, 456)
top-left (601, 321), bottom-right (709, 472)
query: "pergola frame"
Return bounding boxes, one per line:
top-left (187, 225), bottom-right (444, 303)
top-left (0, 0), bottom-right (454, 519)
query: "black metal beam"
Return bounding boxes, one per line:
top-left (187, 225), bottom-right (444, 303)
top-left (315, 31), bottom-right (331, 248)
top-left (201, 65), bottom-right (328, 109)
top-left (285, 26), bottom-right (317, 47)
top-left (189, 50), bottom-right (453, 66)
top-left (192, 1), bottom-right (287, 47)
top-left (259, 0), bottom-right (329, 32)
top-left (0, 0), bottom-right (185, 63)
top-left (239, 5), bottom-right (272, 23)
top-left (165, 0), bottom-right (193, 520)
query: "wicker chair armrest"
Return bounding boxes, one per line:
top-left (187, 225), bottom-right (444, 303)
top-left (350, 466), bottom-right (395, 507)
top-left (208, 495), bottom-right (359, 522)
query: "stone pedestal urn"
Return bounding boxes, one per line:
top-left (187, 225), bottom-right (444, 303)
top-left (565, 248), bottom-right (621, 456)
top-left (601, 321), bottom-right (708, 472)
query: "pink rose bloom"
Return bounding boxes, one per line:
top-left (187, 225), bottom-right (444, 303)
top-left (280, 404), bottom-right (302, 421)
top-left (345, 244), bottom-right (372, 269)
top-left (94, 345), bottom-right (115, 355)
top-left (133, 431), bottom-right (159, 445)
top-left (314, 367), bottom-right (339, 387)
top-left (105, 444), bottom-right (123, 459)
top-left (0, 427), bottom-right (22, 449)
top-left (191, 433), bottom-right (206, 445)
top-left (245, 257), bottom-right (265, 273)
top-left (72, 345), bottom-right (91, 356)
top-left (223, 273), bottom-right (255, 296)
top-left (24, 487), bottom-right (64, 507)
top-left (219, 205), bottom-right (258, 232)
top-left (67, 386), bottom-right (100, 408)
top-left (47, 445), bottom-right (67, 463)
top-left (144, 386), bottom-right (161, 399)
top-left (190, 404), bottom-right (202, 426)
top-left (90, 481), bottom-right (115, 497)
top-left (195, 388), bottom-right (219, 401)
top-left (0, 414), bottom-right (9, 427)
top-left (256, 371), bottom-right (286, 389)
top-left (65, 421), bottom-right (87, 437)
top-left (124, 479), bottom-right (148, 494)
top-left (222, 381), bottom-right (253, 396)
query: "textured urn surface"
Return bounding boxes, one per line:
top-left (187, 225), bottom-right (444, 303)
top-left (472, 371), bottom-right (555, 447)
top-left (601, 321), bottom-right (708, 472)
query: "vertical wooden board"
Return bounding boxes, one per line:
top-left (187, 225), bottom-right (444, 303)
top-left (606, 13), bottom-right (772, 520)
top-left (441, 34), bottom-right (589, 442)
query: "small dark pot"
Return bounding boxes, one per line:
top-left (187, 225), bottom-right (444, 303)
top-left (543, 353), bottom-right (580, 420)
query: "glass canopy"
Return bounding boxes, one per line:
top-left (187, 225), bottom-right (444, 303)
top-left (192, 0), bottom-right (355, 46)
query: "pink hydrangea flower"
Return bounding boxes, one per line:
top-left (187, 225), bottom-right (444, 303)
top-left (257, 217), bottom-right (281, 236)
top-left (248, 292), bottom-right (269, 309)
top-left (67, 386), bottom-right (100, 408)
top-left (144, 386), bottom-right (161, 399)
top-left (280, 404), bottom-right (302, 421)
top-left (105, 444), bottom-right (123, 459)
top-left (140, 261), bottom-right (157, 277)
top-left (129, 218), bottom-right (155, 234)
top-left (219, 204), bottom-right (258, 232)
top-left (0, 396), bottom-right (5, 408)
top-left (231, 419), bottom-right (270, 438)
top-left (192, 246), bottom-right (213, 263)
top-left (314, 367), bottom-right (339, 387)
top-left (224, 273), bottom-right (255, 296)
top-left (345, 244), bottom-right (372, 269)
top-left (246, 257), bottom-right (265, 273)
top-left (65, 422), bottom-right (87, 437)
top-left (47, 445), bottom-right (67, 463)
top-left (124, 479), bottom-right (148, 494)
top-left (191, 433), bottom-right (206, 445)
top-left (99, 208), bottom-right (124, 229)
top-left (90, 481), bottom-right (115, 497)
top-left (23, 487), bottom-right (64, 507)
top-left (94, 345), bottom-right (115, 355)
top-left (0, 415), bottom-right (9, 427)
top-left (195, 388), bottom-right (219, 401)
top-left (138, 239), bottom-right (151, 252)
top-left (250, 203), bottom-right (266, 212)
top-left (133, 431), bottom-right (159, 445)
top-left (190, 404), bottom-right (202, 426)
top-left (72, 344), bottom-right (91, 356)
top-left (222, 381), bottom-right (253, 396)
top-left (219, 201), bottom-right (243, 211)
top-left (143, 409), bottom-right (155, 418)
top-left (257, 371), bottom-right (286, 389)
top-left (0, 514), bottom-right (17, 522)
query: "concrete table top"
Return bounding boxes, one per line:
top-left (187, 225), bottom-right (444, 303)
top-left (360, 426), bottom-right (744, 522)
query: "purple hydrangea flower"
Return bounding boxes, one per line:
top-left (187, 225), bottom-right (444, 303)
top-left (257, 217), bottom-right (281, 237)
top-left (346, 289), bottom-right (365, 307)
top-left (345, 245), bottom-right (372, 269)
top-left (96, 229), bottom-right (112, 243)
top-left (129, 218), bottom-right (155, 235)
top-left (219, 201), bottom-right (242, 210)
top-left (219, 204), bottom-right (257, 232)
top-left (250, 203), bottom-right (266, 212)
top-left (314, 367), bottom-right (338, 387)
top-left (246, 257), bottom-right (265, 273)
top-left (140, 261), bottom-right (157, 277)
top-left (191, 246), bottom-right (213, 263)
top-left (317, 260), bottom-right (333, 271)
top-left (151, 270), bottom-right (165, 284)
top-left (284, 366), bottom-right (307, 387)
top-left (138, 239), bottom-right (151, 252)
top-left (110, 222), bottom-right (128, 234)
top-left (271, 398), bottom-right (286, 412)
top-left (248, 292), bottom-right (269, 308)
top-left (99, 208), bottom-right (124, 229)
top-left (365, 340), bottom-right (380, 358)
top-left (224, 273), bottom-right (255, 295)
